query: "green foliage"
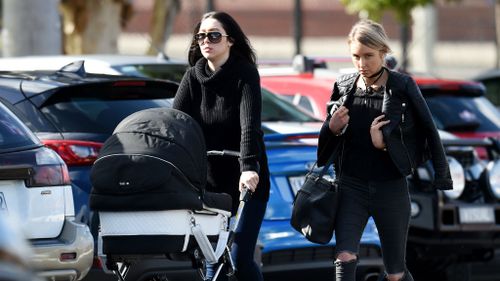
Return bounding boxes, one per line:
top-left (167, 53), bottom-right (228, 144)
top-left (340, 0), bottom-right (434, 23)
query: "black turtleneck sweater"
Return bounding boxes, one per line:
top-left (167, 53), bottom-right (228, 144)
top-left (173, 55), bottom-right (270, 209)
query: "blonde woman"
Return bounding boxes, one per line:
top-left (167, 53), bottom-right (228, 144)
top-left (317, 19), bottom-right (452, 281)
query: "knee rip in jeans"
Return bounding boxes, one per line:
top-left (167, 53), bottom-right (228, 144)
top-left (335, 251), bottom-right (357, 263)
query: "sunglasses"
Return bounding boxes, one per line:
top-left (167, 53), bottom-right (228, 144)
top-left (194, 31), bottom-right (229, 44)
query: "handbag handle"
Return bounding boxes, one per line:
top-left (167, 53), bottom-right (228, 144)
top-left (309, 139), bottom-right (343, 178)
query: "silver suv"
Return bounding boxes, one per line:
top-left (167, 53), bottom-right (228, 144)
top-left (0, 100), bottom-right (93, 280)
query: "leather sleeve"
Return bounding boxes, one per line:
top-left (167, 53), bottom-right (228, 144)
top-left (317, 81), bottom-right (344, 166)
top-left (405, 77), bottom-right (453, 190)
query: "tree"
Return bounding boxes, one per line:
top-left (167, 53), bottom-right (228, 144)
top-left (2, 0), bottom-right (62, 57)
top-left (60, 0), bottom-right (133, 54)
top-left (147, 0), bottom-right (181, 56)
top-left (339, 0), bottom-right (434, 71)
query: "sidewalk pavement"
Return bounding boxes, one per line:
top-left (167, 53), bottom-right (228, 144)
top-left (119, 33), bottom-right (496, 80)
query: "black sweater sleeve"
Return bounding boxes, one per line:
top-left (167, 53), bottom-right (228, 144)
top-left (172, 70), bottom-right (193, 115)
top-left (238, 65), bottom-right (262, 173)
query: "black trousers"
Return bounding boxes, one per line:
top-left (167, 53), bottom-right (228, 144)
top-left (335, 175), bottom-right (411, 274)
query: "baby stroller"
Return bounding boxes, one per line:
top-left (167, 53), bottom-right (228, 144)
top-left (89, 108), bottom-right (249, 281)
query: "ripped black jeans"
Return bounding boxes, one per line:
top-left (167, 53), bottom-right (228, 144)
top-left (334, 175), bottom-right (411, 279)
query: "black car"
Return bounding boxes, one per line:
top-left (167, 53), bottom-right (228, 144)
top-left (405, 133), bottom-right (500, 281)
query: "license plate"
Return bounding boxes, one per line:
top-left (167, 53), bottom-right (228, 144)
top-left (458, 206), bottom-right (495, 224)
top-left (0, 192), bottom-right (7, 213)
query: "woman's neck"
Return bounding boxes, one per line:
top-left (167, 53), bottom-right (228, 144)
top-left (207, 52), bottom-right (230, 72)
top-left (363, 67), bottom-right (385, 85)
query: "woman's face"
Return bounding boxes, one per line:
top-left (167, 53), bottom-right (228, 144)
top-left (197, 18), bottom-right (232, 62)
top-left (349, 41), bottom-right (384, 78)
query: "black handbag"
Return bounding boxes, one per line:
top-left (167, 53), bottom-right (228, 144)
top-left (290, 141), bottom-right (342, 244)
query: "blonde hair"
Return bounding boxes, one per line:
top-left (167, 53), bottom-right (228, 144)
top-left (348, 19), bottom-right (391, 55)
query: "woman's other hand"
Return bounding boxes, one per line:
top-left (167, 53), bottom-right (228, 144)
top-left (239, 171), bottom-right (259, 192)
top-left (370, 114), bottom-right (390, 150)
top-left (329, 106), bottom-right (350, 135)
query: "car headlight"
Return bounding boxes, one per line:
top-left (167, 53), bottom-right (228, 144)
top-left (410, 201), bottom-right (421, 218)
top-left (443, 157), bottom-right (465, 199)
top-left (487, 160), bottom-right (500, 199)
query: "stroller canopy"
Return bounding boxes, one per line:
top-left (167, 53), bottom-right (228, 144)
top-left (90, 108), bottom-right (207, 211)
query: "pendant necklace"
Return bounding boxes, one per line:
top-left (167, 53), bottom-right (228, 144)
top-left (362, 67), bottom-right (385, 94)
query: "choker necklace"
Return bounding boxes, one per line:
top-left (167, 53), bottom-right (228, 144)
top-left (362, 67), bottom-right (385, 94)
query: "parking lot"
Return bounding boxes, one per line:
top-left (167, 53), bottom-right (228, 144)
top-left (0, 3), bottom-right (500, 276)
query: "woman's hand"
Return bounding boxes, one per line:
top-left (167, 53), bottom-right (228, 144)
top-left (239, 171), bottom-right (259, 192)
top-left (329, 106), bottom-right (349, 135)
top-left (370, 114), bottom-right (390, 150)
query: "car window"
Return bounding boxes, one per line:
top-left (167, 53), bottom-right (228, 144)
top-left (261, 88), bottom-right (320, 122)
top-left (480, 79), bottom-right (500, 106)
top-left (114, 64), bottom-right (188, 83)
top-left (0, 102), bottom-right (39, 151)
top-left (39, 84), bottom-right (175, 134)
top-left (281, 94), bottom-right (315, 114)
top-left (425, 95), bottom-right (500, 132)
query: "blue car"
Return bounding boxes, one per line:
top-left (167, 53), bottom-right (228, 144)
top-left (260, 132), bottom-right (384, 281)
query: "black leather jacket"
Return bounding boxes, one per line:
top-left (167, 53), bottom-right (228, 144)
top-left (318, 70), bottom-right (453, 190)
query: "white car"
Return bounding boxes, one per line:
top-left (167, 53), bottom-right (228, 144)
top-left (0, 101), bottom-right (93, 280)
top-left (0, 54), bottom-right (188, 83)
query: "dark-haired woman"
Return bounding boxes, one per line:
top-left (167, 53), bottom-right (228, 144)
top-left (172, 11), bottom-right (269, 281)
top-left (318, 19), bottom-right (453, 281)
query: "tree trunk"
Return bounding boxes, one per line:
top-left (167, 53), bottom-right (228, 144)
top-left (495, 0), bottom-right (500, 68)
top-left (206, 0), bottom-right (215, 12)
top-left (2, 0), bottom-right (62, 57)
top-left (60, 0), bottom-right (131, 54)
top-left (293, 0), bottom-right (302, 56)
top-left (147, 0), bottom-right (180, 56)
top-left (411, 4), bottom-right (436, 74)
top-left (400, 22), bottom-right (410, 72)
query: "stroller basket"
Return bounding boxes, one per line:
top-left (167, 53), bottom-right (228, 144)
top-left (89, 108), bottom-right (235, 279)
top-left (99, 206), bottom-right (231, 255)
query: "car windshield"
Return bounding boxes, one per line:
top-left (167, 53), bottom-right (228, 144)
top-left (114, 64), bottom-right (188, 83)
top-left (425, 95), bottom-right (500, 132)
top-left (0, 102), bottom-right (39, 151)
top-left (261, 88), bottom-right (320, 122)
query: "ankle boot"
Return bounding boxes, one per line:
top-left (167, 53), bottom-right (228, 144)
top-left (378, 269), bottom-right (414, 281)
top-left (401, 269), bottom-right (414, 281)
top-left (334, 259), bottom-right (357, 281)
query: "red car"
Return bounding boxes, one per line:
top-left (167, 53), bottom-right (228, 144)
top-left (260, 72), bottom-right (335, 120)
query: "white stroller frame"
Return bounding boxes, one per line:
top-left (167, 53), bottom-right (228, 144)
top-left (96, 150), bottom-right (250, 281)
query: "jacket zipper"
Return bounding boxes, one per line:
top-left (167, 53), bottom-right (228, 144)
top-left (399, 103), bottom-right (415, 174)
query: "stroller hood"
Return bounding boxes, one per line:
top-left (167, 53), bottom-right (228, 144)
top-left (90, 108), bottom-right (207, 211)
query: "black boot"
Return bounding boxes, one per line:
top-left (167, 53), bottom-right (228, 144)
top-left (378, 269), bottom-right (414, 281)
top-left (401, 270), bottom-right (414, 281)
top-left (334, 259), bottom-right (357, 281)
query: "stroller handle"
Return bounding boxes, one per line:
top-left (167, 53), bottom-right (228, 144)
top-left (239, 186), bottom-right (252, 202)
top-left (207, 150), bottom-right (240, 157)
